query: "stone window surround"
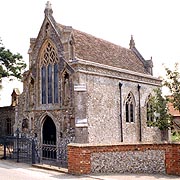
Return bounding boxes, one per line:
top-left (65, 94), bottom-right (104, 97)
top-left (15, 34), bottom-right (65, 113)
top-left (40, 41), bottom-right (59, 105)
top-left (125, 92), bottom-right (135, 123)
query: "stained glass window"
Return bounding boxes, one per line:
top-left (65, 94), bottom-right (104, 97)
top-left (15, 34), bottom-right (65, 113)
top-left (40, 42), bottom-right (59, 104)
top-left (54, 63), bottom-right (58, 103)
top-left (41, 65), bottom-right (46, 104)
top-left (48, 64), bottom-right (52, 103)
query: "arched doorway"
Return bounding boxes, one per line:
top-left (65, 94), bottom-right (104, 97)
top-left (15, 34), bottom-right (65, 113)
top-left (42, 116), bottom-right (56, 159)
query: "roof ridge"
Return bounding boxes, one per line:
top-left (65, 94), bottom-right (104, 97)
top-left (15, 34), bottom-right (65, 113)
top-left (56, 23), bottom-right (148, 74)
top-left (57, 23), bottom-right (130, 51)
top-left (72, 28), bottom-right (129, 51)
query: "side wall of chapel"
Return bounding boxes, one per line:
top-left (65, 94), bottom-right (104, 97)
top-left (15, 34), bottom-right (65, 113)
top-left (72, 62), bottom-right (162, 144)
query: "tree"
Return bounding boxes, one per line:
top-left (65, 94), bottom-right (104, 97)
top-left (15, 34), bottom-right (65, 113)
top-left (147, 88), bottom-right (172, 131)
top-left (163, 63), bottom-right (180, 112)
top-left (0, 39), bottom-right (26, 81)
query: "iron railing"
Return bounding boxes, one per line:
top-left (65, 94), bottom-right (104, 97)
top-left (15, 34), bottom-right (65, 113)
top-left (0, 135), bottom-right (36, 164)
top-left (0, 129), bottom-right (75, 168)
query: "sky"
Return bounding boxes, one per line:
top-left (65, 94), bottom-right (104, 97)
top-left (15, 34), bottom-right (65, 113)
top-left (0, 0), bottom-right (180, 106)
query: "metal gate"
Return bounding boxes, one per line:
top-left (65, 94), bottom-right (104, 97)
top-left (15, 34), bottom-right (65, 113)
top-left (0, 129), bottom-right (75, 168)
top-left (38, 129), bottom-right (75, 168)
top-left (0, 135), bottom-right (34, 164)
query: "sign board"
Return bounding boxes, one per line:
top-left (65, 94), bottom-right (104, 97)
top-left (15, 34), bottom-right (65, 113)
top-left (74, 84), bottom-right (86, 91)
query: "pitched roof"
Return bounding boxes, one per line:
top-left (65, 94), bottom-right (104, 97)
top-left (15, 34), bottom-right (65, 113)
top-left (72, 29), bottom-right (147, 74)
top-left (42, 3), bottom-right (151, 75)
top-left (11, 88), bottom-right (20, 96)
top-left (57, 24), bottom-right (149, 74)
top-left (57, 21), bottom-right (149, 74)
top-left (168, 98), bottom-right (180, 117)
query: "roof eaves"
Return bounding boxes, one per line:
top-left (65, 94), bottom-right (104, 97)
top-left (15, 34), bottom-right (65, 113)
top-left (131, 47), bottom-right (145, 63)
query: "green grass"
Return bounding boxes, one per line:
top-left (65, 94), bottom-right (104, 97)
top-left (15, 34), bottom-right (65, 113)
top-left (171, 132), bottom-right (180, 142)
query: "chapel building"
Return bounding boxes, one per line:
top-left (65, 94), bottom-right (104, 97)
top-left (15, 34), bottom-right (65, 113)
top-left (14, 1), bottom-right (162, 154)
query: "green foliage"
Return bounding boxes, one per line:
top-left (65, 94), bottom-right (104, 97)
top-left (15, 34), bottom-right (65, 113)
top-left (0, 39), bottom-right (26, 80)
top-left (147, 88), bottom-right (172, 130)
top-left (163, 63), bottom-right (180, 112)
top-left (171, 131), bottom-right (180, 142)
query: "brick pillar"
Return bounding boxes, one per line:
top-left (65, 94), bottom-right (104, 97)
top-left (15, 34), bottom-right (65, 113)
top-left (165, 144), bottom-right (180, 175)
top-left (68, 144), bottom-right (91, 175)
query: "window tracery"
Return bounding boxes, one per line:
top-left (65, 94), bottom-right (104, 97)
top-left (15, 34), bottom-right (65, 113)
top-left (125, 93), bottom-right (135, 123)
top-left (40, 41), bottom-right (59, 104)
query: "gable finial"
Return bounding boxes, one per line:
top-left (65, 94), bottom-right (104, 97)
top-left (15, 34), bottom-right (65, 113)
top-left (129, 35), bottom-right (135, 49)
top-left (46, 1), bottom-right (52, 9)
top-left (44, 1), bottom-right (53, 16)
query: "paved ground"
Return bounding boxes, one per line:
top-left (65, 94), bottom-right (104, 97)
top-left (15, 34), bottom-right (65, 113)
top-left (91, 173), bottom-right (180, 180)
top-left (0, 160), bottom-right (95, 180)
top-left (0, 160), bottom-right (179, 180)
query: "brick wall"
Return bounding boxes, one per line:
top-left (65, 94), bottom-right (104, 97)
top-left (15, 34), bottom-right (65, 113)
top-left (68, 143), bottom-right (180, 176)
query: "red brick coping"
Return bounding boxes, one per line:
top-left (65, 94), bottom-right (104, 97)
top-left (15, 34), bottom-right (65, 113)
top-left (68, 143), bottom-right (180, 175)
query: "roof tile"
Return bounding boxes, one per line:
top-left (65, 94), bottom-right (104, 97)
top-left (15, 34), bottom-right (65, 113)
top-left (58, 24), bottom-right (148, 74)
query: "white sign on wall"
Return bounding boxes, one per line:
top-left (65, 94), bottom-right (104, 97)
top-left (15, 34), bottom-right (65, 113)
top-left (74, 84), bottom-right (86, 91)
top-left (75, 118), bottom-right (88, 127)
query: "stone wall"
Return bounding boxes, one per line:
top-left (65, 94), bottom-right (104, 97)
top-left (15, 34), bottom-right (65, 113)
top-left (86, 75), bottom-right (120, 144)
top-left (0, 106), bottom-right (15, 136)
top-left (68, 143), bottom-right (180, 176)
top-left (14, 11), bottom-right (76, 142)
top-left (91, 150), bottom-right (165, 174)
top-left (73, 60), bottom-right (162, 144)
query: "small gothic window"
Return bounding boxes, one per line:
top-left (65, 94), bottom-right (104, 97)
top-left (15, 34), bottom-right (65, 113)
top-left (63, 72), bottom-right (70, 105)
top-left (40, 42), bottom-right (59, 104)
top-left (22, 119), bottom-right (28, 129)
top-left (69, 39), bottom-right (74, 60)
top-left (45, 22), bottom-right (50, 35)
top-left (6, 118), bottom-right (11, 135)
top-left (29, 77), bottom-right (35, 107)
top-left (30, 77), bottom-right (34, 85)
top-left (125, 93), bottom-right (135, 123)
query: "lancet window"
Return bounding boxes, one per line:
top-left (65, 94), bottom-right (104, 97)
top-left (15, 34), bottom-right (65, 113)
top-left (125, 93), bottom-right (135, 123)
top-left (40, 42), bottom-right (59, 104)
top-left (6, 118), bottom-right (12, 135)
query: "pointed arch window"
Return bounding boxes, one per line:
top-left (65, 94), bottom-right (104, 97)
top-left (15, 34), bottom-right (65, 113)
top-left (6, 118), bottom-right (12, 135)
top-left (40, 42), bottom-right (59, 104)
top-left (125, 93), bottom-right (135, 123)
